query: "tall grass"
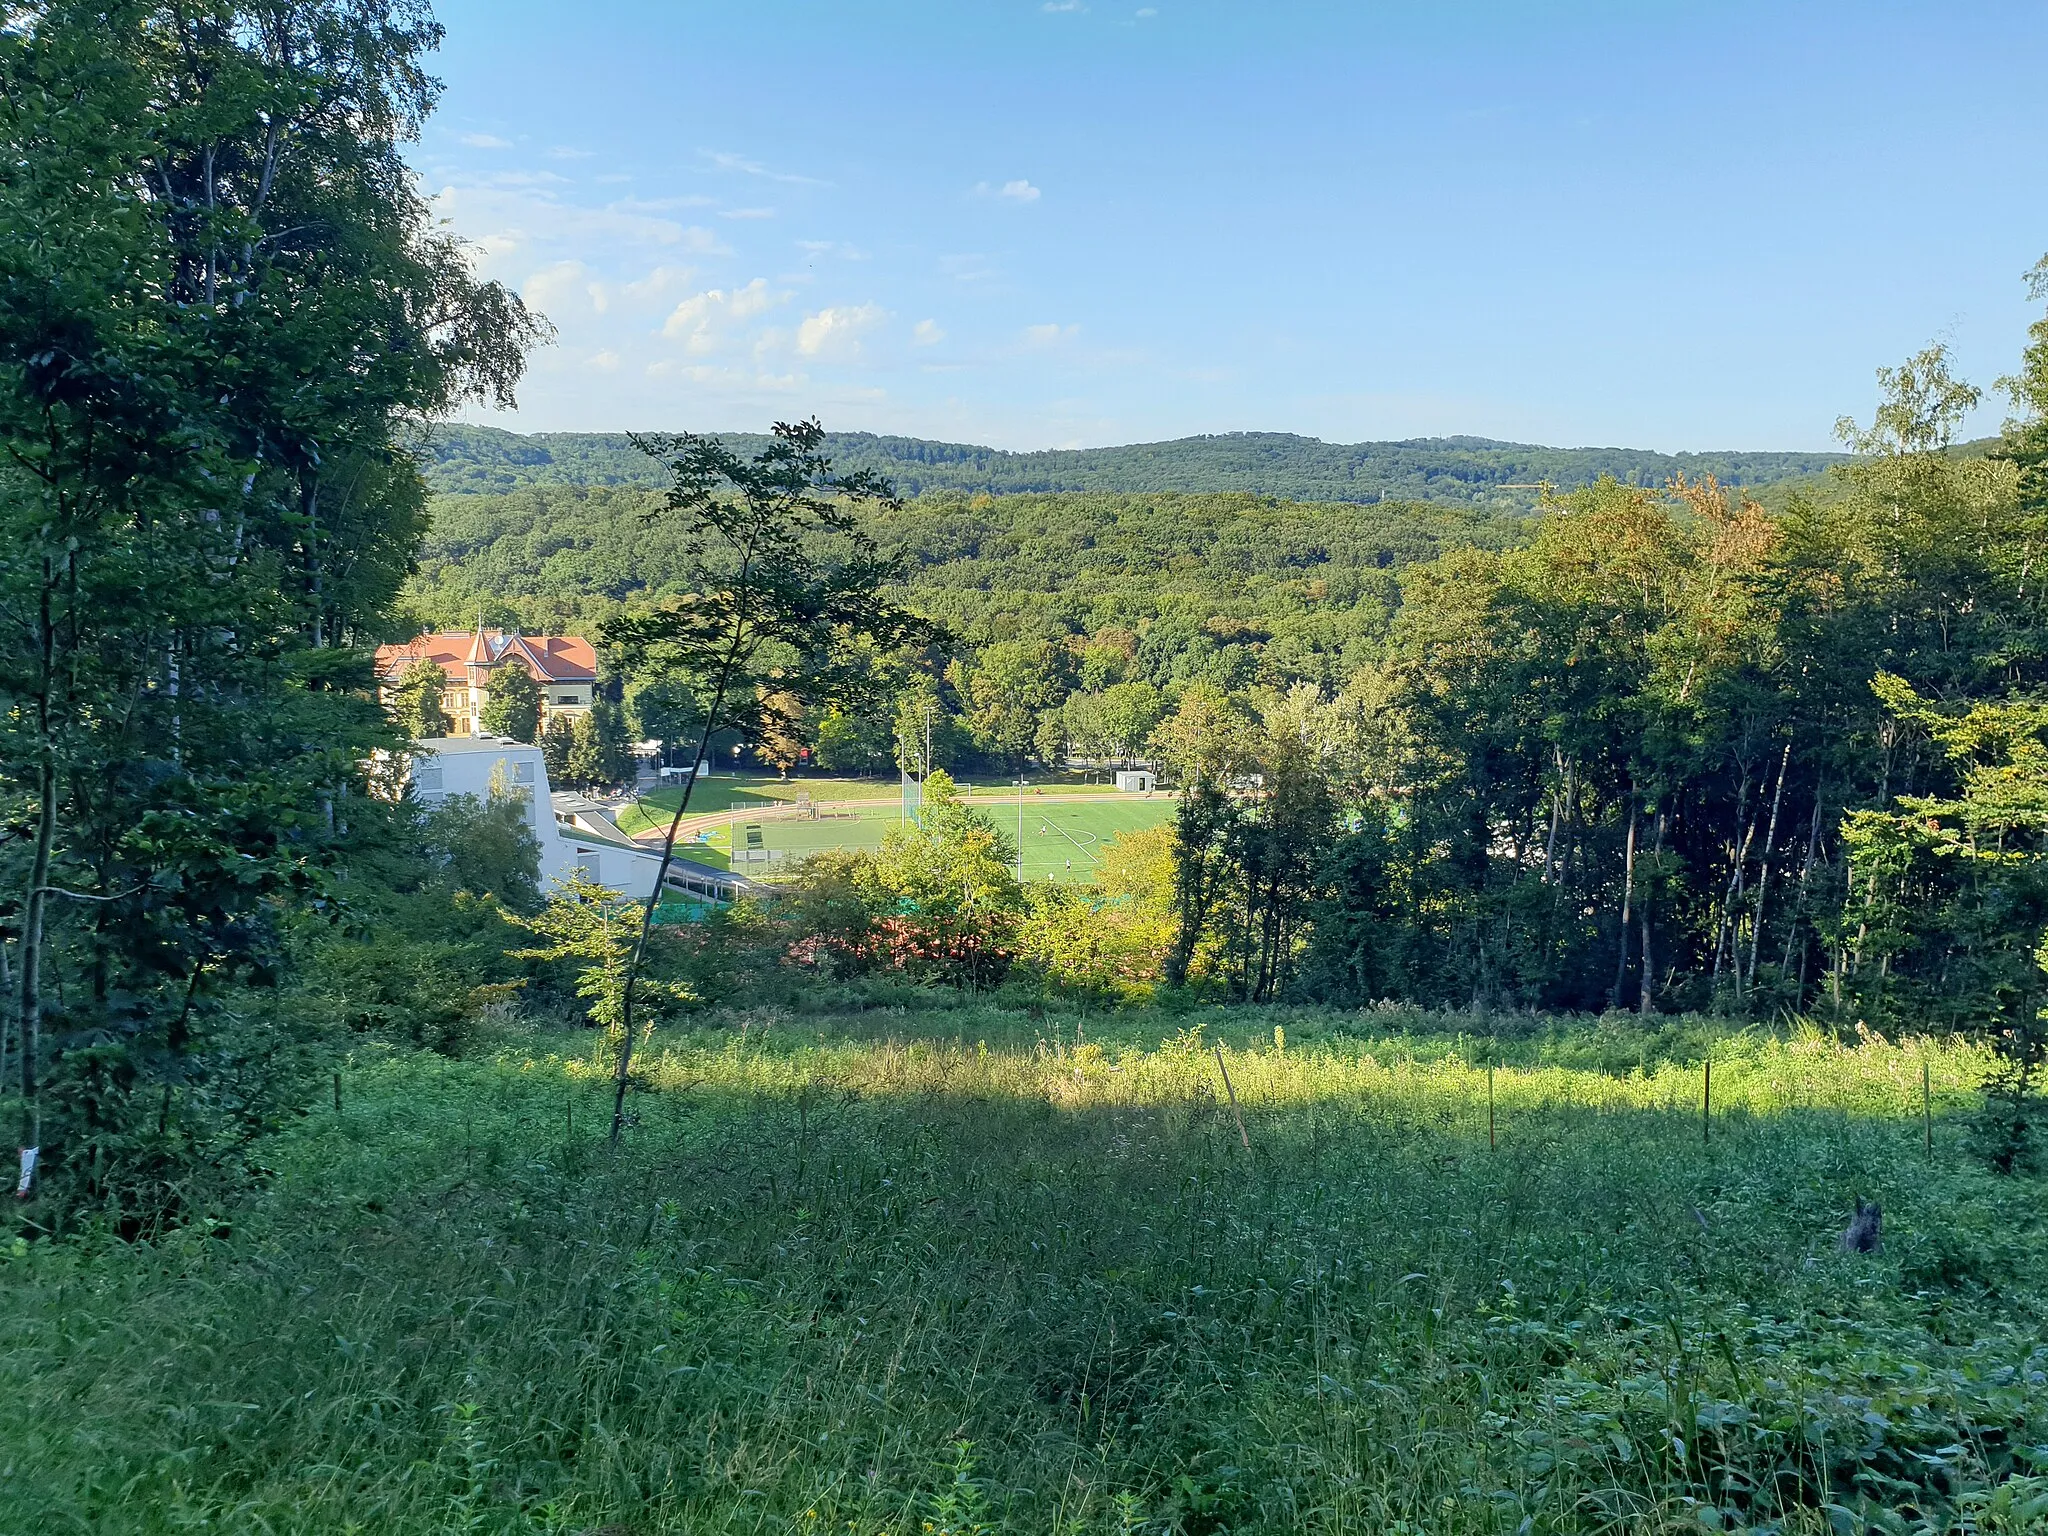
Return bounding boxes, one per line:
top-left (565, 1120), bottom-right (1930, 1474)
top-left (2, 1006), bottom-right (2043, 1534)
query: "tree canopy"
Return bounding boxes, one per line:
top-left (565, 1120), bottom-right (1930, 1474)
top-left (0, 0), bottom-right (542, 1215)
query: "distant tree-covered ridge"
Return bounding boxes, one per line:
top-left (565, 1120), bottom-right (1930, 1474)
top-left (424, 422), bottom-right (1855, 506)
top-left (408, 485), bottom-right (1526, 666)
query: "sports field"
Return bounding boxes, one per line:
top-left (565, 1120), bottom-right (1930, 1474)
top-left (611, 773), bottom-right (1132, 838)
top-left (688, 792), bottom-right (1176, 883)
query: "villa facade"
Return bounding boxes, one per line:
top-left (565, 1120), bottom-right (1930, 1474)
top-left (374, 629), bottom-right (597, 737)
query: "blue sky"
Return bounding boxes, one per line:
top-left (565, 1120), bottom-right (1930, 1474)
top-left (424, 1), bottom-right (2048, 452)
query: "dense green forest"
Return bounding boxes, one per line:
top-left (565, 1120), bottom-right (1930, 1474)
top-left (407, 485), bottom-right (1526, 681)
top-left (409, 342), bottom-right (2048, 1061)
top-left (425, 420), bottom-right (1853, 506)
top-left (9, 3), bottom-right (2048, 1533)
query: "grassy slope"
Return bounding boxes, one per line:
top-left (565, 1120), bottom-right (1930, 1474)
top-left (6, 1002), bottom-right (2046, 1534)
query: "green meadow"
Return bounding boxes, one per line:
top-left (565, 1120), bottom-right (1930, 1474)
top-left (623, 791), bottom-right (1177, 884)
top-left (7, 1002), bottom-right (2044, 1536)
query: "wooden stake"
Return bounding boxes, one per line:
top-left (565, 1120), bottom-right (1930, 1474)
top-left (333, 1071), bottom-right (341, 1115)
top-left (1213, 1042), bottom-right (1250, 1150)
top-left (1923, 1059), bottom-right (1932, 1161)
top-left (1488, 1062), bottom-right (1496, 1150)
top-left (1703, 1056), bottom-right (1712, 1144)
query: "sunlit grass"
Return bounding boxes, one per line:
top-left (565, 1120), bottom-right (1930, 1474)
top-left (611, 773), bottom-right (1145, 838)
top-left (2, 1004), bottom-right (2042, 1535)
top-left (593, 1014), bottom-right (1986, 1129)
top-left (616, 795), bottom-right (1178, 881)
top-left (611, 774), bottom-right (901, 835)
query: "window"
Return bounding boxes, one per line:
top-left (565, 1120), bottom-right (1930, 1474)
top-left (414, 764), bottom-right (443, 791)
top-left (513, 761), bottom-right (534, 785)
top-left (556, 694), bottom-right (578, 705)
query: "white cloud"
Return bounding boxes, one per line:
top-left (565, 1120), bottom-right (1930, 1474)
top-left (970, 179), bottom-right (1041, 202)
top-left (940, 252), bottom-right (1000, 284)
top-left (620, 265), bottom-right (697, 307)
top-left (1136, 6), bottom-right (1157, 15)
top-left (588, 350), bottom-right (621, 372)
top-left (547, 146), bottom-right (596, 160)
top-left (795, 303), bottom-right (887, 360)
top-left (721, 207), bottom-right (776, 220)
top-left (459, 132), bottom-right (514, 149)
top-left (469, 231), bottom-right (522, 266)
top-left (727, 280), bottom-right (780, 320)
top-left (702, 149), bottom-right (825, 186)
top-left (523, 260), bottom-right (608, 317)
top-left (646, 360), bottom-right (809, 393)
top-left (482, 169), bottom-right (570, 188)
top-left (614, 195), bottom-right (715, 212)
top-left (796, 239), bottom-right (868, 261)
top-left (1022, 322), bottom-right (1081, 348)
top-left (431, 183), bottom-right (732, 274)
top-left (912, 319), bottom-right (946, 346)
top-left (661, 278), bottom-right (787, 354)
top-left (1043, 0), bottom-right (1088, 10)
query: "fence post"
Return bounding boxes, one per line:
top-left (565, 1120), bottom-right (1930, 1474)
top-left (1703, 1056), bottom-right (1711, 1145)
top-left (1212, 1043), bottom-right (1249, 1151)
top-left (1923, 1059), bottom-right (1932, 1161)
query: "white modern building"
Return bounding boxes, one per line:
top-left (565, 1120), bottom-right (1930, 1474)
top-left (409, 736), bottom-right (758, 909)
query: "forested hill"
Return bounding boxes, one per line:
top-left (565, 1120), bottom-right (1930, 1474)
top-left (407, 486), bottom-right (1527, 660)
top-left (424, 422), bottom-right (1849, 506)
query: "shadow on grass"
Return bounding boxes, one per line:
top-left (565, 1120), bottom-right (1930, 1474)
top-left (3, 1036), bottom-right (2042, 1535)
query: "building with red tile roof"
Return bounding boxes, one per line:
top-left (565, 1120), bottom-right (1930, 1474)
top-left (374, 630), bottom-right (598, 737)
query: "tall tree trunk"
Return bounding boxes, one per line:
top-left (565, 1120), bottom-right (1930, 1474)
top-left (18, 554), bottom-right (59, 1171)
top-left (304, 476), bottom-right (325, 649)
top-left (610, 626), bottom-right (746, 1147)
top-left (1780, 793), bottom-right (1825, 995)
top-left (1163, 794), bottom-right (1215, 990)
top-left (1639, 811), bottom-right (1666, 1016)
top-left (1541, 749), bottom-right (1566, 884)
top-left (0, 938), bottom-right (11, 1135)
top-left (1237, 856), bottom-right (1256, 1001)
top-left (1612, 795), bottom-right (1638, 1009)
top-left (1262, 855), bottom-right (1283, 1002)
top-left (1711, 769), bottom-right (1756, 994)
top-left (1745, 744), bottom-right (1791, 996)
